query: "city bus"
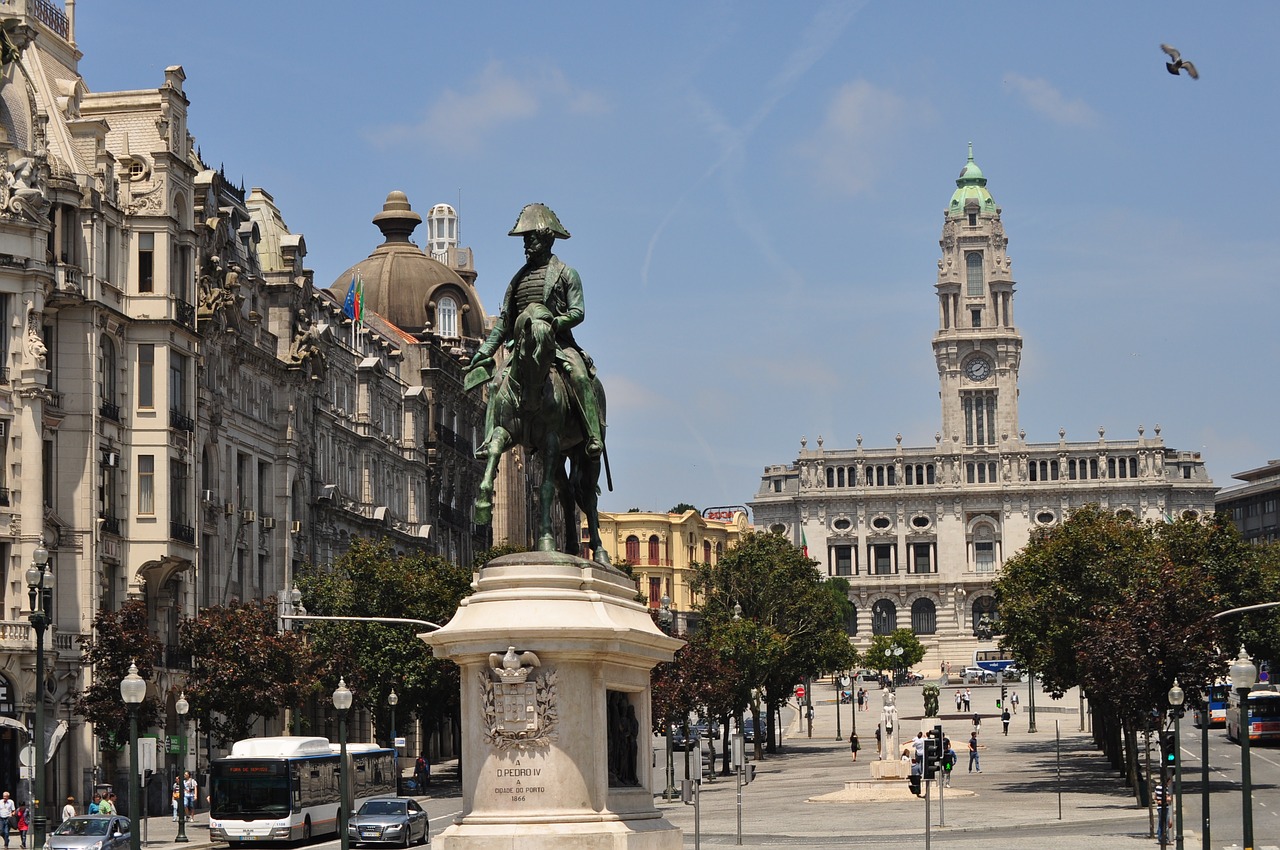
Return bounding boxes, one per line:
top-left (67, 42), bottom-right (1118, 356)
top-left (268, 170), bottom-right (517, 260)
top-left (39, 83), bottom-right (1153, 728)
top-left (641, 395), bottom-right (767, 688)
top-left (1224, 688), bottom-right (1280, 745)
top-left (972, 649), bottom-right (1017, 675)
top-left (1192, 681), bottom-right (1229, 728)
top-left (209, 736), bottom-right (396, 846)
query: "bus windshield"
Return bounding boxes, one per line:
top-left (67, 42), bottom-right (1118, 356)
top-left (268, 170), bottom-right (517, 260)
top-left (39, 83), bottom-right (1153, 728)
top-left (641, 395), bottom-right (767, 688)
top-left (211, 762), bottom-right (293, 818)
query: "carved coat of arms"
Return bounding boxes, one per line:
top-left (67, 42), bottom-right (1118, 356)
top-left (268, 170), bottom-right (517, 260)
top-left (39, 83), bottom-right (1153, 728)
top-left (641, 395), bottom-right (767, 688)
top-left (479, 647), bottom-right (558, 750)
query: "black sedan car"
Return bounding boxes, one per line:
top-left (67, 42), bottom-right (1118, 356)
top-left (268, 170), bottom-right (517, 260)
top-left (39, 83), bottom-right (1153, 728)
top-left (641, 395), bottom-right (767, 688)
top-left (347, 797), bottom-right (429, 847)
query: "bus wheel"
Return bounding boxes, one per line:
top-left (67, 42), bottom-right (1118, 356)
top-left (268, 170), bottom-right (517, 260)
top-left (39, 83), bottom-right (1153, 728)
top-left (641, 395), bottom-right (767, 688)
top-left (302, 816), bottom-right (312, 842)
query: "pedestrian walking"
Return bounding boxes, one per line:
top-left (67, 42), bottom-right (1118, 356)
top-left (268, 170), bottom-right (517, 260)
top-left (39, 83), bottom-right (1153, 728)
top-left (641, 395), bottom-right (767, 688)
top-left (942, 742), bottom-right (956, 787)
top-left (0, 791), bottom-right (16, 848)
top-left (849, 732), bottom-right (860, 762)
top-left (87, 793), bottom-right (101, 815)
top-left (183, 770), bottom-right (198, 818)
top-left (967, 731), bottom-right (981, 773)
top-left (1001, 707), bottom-right (1011, 735)
top-left (1011, 691), bottom-right (1019, 714)
top-left (60, 797), bottom-right (74, 823)
top-left (15, 803), bottom-right (26, 849)
top-left (954, 690), bottom-right (962, 711)
top-left (98, 794), bottom-right (115, 816)
top-left (172, 780), bottom-right (181, 821)
top-left (1153, 782), bottom-right (1172, 844)
top-left (857, 688), bottom-right (866, 712)
top-left (972, 712), bottom-right (982, 734)
top-left (964, 688), bottom-right (972, 712)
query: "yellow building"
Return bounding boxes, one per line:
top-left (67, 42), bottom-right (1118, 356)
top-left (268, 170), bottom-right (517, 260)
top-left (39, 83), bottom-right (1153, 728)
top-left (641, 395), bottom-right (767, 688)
top-left (587, 509), bottom-right (750, 630)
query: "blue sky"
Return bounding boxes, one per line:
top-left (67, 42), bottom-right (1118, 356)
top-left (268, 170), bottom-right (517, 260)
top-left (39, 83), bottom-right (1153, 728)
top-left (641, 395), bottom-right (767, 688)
top-left (77, 2), bottom-right (1279, 515)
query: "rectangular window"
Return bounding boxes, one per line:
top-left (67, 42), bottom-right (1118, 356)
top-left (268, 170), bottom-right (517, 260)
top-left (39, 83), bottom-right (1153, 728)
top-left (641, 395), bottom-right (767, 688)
top-left (138, 455), bottom-right (155, 515)
top-left (138, 344), bottom-right (154, 408)
top-left (971, 309), bottom-right (981, 328)
top-left (872, 544), bottom-right (894, 575)
top-left (648, 577), bottom-right (661, 607)
top-left (966, 252), bottom-right (983, 296)
top-left (975, 541), bottom-right (995, 573)
top-left (138, 233), bottom-right (154, 292)
top-left (170, 351), bottom-right (188, 415)
top-left (170, 460), bottom-right (189, 526)
top-left (912, 543), bottom-right (933, 574)
top-left (833, 546), bottom-right (852, 577)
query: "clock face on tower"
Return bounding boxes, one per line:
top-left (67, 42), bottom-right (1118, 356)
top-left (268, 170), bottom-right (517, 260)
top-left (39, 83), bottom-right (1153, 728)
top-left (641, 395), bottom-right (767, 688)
top-left (964, 357), bottom-right (992, 381)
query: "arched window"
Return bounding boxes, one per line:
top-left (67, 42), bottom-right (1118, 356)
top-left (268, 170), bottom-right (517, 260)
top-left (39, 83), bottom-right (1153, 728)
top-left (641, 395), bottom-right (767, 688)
top-left (648, 535), bottom-right (661, 565)
top-left (966, 252), bottom-right (983, 296)
top-left (871, 599), bottom-right (897, 635)
top-left (911, 598), bottom-right (937, 634)
top-left (437, 295), bottom-right (458, 338)
top-left (625, 535), bottom-right (640, 562)
top-left (703, 540), bottom-right (711, 563)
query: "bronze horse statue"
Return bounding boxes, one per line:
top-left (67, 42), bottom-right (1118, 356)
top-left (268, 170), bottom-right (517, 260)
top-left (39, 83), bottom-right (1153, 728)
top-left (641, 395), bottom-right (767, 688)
top-left (472, 303), bottom-right (610, 564)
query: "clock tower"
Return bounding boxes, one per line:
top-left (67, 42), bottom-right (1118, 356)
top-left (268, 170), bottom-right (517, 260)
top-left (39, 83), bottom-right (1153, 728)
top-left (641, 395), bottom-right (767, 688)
top-left (933, 145), bottom-right (1022, 451)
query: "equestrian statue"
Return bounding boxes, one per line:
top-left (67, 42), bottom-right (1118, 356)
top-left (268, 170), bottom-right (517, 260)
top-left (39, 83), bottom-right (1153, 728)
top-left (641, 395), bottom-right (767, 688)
top-left (465, 203), bottom-right (611, 564)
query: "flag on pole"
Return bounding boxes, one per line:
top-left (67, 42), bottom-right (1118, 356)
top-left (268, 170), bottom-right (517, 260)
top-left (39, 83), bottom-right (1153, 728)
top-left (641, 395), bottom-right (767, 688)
top-left (801, 527), bottom-right (809, 558)
top-left (343, 272), bottom-right (364, 322)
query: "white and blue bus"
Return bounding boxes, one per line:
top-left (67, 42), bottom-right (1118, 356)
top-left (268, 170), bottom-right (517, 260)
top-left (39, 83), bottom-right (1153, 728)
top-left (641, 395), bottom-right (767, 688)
top-left (209, 736), bottom-right (396, 846)
top-left (1192, 681), bottom-right (1230, 728)
top-left (972, 649), bottom-right (1017, 675)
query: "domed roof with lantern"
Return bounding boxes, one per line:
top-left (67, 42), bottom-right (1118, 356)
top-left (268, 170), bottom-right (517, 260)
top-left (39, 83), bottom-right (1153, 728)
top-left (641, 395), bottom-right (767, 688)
top-left (329, 191), bottom-right (487, 342)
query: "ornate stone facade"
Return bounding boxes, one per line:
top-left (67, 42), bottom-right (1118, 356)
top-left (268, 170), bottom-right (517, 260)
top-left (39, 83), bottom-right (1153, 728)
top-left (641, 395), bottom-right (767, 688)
top-left (748, 149), bottom-right (1219, 668)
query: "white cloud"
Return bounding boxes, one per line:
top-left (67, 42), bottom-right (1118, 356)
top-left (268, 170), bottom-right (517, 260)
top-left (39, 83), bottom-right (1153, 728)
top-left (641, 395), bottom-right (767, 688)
top-left (374, 61), bottom-right (608, 152)
top-left (794, 79), bottom-right (929, 195)
top-left (1003, 73), bottom-right (1098, 127)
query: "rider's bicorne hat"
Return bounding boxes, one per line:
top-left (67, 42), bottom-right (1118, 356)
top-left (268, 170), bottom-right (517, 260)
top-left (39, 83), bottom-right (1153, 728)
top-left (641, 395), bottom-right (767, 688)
top-left (509, 203), bottom-right (570, 239)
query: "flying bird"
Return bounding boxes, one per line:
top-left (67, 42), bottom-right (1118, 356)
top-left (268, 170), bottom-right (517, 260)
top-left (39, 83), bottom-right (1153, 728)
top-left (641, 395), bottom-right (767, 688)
top-left (1161, 44), bottom-right (1199, 79)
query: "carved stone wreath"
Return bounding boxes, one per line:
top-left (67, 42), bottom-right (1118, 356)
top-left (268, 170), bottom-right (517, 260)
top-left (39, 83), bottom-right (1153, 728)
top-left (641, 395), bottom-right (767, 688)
top-left (478, 667), bottom-right (559, 751)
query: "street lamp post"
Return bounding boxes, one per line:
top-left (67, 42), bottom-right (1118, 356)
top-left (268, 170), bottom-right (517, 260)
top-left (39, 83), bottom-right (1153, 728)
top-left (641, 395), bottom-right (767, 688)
top-left (1229, 648), bottom-right (1256, 850)
top-left (1200, 695), bottom-right (1210, 850)
top-left (657, 596), bottom-right (675, 801)
top-left (388, 690), bottom-right (399, 791)
top-left (120, 662), bottom-right (146, 850)
top-left (1167, 680), bottom-right (1184, 850)
top-left (26, 540), bottom-right (52, 847)
top-left (175, 692), bottom-right (190, 843)
top-left (334, 678), bottom-right (353, 850)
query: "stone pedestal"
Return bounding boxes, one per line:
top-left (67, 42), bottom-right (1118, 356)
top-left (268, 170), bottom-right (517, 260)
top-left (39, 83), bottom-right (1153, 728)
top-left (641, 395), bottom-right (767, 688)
top-left (422, 552), bottom-right (684, 850)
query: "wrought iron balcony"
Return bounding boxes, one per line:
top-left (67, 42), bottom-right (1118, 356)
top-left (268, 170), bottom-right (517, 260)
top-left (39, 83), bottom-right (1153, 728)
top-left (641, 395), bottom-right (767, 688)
top-left (100, 400), bottom-right (120, 422)
top-left (175, 300), bottom-right (196, 330)
top-left (169, 408), bottom-right (195, 432)
top-left (169, 521), bottom-right (195, 544)
top-left (99, 513), bottom-right (120, 536)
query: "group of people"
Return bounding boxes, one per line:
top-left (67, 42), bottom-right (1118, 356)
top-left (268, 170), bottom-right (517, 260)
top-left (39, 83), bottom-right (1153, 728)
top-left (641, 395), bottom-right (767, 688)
top-left (954, 689), bottom-right (973, 712)
top-left (0, 792), bottom-right (27, 849)
top-left (86, 791), bottom-right (119, 814)
top-left (169, 771), bottom-right (198, 821)
top-left (905, 731), bottom-right (960, 794)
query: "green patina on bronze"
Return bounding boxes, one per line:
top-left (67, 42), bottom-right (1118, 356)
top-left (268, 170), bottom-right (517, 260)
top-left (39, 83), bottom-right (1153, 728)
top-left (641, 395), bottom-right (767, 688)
top-left (467, 204), bottom-right (610, 564)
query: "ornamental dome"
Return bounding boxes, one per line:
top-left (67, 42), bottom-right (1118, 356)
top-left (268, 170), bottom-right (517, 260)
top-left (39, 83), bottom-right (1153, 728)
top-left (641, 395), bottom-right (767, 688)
top-left (329, 191), bottom-right (487, 339)
top-left (947, 143), bottom-right (997, 218)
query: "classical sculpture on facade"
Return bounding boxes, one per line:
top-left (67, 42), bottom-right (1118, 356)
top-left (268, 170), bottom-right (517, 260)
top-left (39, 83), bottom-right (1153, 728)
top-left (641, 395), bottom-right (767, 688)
top-left (286, 308), bottom-right (326, 380)
top-left (2, 156), bottom-right (50, 221)
top-left (198, 255), bottom-right (242, 332)
top-left (466, 204), bottom-right (610, 563)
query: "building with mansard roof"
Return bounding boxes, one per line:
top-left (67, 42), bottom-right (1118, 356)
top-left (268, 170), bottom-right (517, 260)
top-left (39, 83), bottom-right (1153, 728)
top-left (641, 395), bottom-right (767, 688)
top-left (0, 0), bottom-right (498, 813)
top-left (749, 147), bottom-right (1218, 670)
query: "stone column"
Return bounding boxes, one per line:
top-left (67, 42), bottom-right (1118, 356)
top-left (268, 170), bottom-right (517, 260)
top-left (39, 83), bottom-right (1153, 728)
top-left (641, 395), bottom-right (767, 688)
top-left (423, 552), bottom-right (684, 850)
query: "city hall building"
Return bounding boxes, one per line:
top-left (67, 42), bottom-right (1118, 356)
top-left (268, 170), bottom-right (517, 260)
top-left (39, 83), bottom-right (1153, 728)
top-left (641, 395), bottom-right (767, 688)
top-left (748, 148), bottom-right (1218, 668)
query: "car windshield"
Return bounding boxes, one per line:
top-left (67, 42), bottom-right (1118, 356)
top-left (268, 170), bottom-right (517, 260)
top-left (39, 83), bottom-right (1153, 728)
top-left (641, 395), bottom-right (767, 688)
top-left (358, 801), bottom-right (406, 816)
top-left (55, 819), bottom-right (110, 836)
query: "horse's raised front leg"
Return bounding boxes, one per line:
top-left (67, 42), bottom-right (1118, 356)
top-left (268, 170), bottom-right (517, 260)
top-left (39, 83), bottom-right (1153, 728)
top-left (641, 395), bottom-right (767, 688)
top-left (473, 426), bottom-right (510, 526)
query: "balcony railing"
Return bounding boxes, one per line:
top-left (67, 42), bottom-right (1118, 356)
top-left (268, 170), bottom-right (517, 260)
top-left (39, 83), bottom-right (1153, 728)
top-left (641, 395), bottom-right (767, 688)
top-left (169, 408), bottom-right (195, 432)
top-left (100, 400), bottom-right (120, 422)
top-left (169, 521), bottom-right (195, 544)
top-left (99, 513), bottom-right (120, 536)
top-left (175, 300), bottom-right (196, 330)
top-left (32, 0), bottom-right (68, 38)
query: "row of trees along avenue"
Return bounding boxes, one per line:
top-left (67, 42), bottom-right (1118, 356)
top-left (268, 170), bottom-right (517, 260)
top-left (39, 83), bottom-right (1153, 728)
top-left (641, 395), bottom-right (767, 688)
top-left (653, 530), bottom-right (858, 772)
top-left (76, 538), bottom-right (496, 770)
top-left (995, 505), bottom-right (1280, 801)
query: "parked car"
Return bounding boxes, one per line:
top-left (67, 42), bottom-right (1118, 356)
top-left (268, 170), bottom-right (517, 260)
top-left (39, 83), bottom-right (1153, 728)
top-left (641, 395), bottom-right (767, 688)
top-left (741, 717), bottom-right (762, 743)
top-left (1001, 666), bottom-right (1022, 681)
top-left (49, 816), bottom-right (131, 850)
top-left (348, 797), bottom-right (430, 847)
top-left (962, 667), bottom-right (996, 684)
top-left (854, 669), bottom-right (879, 683)
top-left (669, 726), bottom-right (700, 751)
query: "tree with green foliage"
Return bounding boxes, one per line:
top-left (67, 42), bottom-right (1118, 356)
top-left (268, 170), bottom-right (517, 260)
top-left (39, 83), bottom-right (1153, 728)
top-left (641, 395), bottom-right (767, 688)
top-left (76, 601), bottom-right (163, 754)
top-left (297, 538), bottom-right (474, 745)
top-left (668, 503), bottom-right (697, 515)
top-left (996, 506), bottom-right (1280, 803)
top-left (691, 530), bottom-right (857, 754)
top-left (865, 629), bottom-right (926, 682)
top-left (178, 599), bottom-right (316, 745)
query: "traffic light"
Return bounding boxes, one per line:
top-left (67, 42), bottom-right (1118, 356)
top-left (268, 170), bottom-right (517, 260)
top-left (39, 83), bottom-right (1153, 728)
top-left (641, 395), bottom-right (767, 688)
top-left (1000, 685), bottom-right (1008, 708)
top-left (923, 737), bottom-right (939, 779)
top-left (907, 771), bottom-right (921, 796)
top-left (1160, 730), bottom-right (1177, 766)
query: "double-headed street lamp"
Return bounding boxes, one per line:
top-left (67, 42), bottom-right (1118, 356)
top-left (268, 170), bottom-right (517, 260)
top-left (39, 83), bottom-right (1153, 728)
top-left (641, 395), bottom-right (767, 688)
top-left (1228, 648), bottom-right (1256, 850)
top-left (26, 540), bottom-right (52, 847)
top-left (1167, 680), bottom-right (1184, 850)
top-left (175, 692), bottom-right (190, 843)
top-left (120, 662), bottom-right (146, 850)
top-left (334, 678), bottom-right (353, 850)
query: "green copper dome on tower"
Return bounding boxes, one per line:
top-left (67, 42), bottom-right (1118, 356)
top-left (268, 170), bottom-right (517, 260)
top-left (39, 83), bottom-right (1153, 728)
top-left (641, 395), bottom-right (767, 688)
top-left (948, 142), bottom-right (997, 218)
